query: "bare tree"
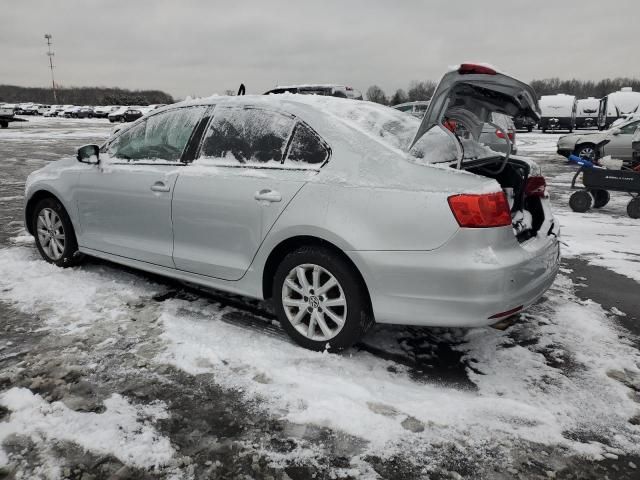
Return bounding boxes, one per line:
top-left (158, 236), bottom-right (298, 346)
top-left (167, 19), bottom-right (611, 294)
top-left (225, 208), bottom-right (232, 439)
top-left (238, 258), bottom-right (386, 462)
top-left (366, 85), bottom-right (388, 105)
top-left (390, 89), bottom-right (408, 106)
top-left (407, 81), bottom-right (436, 102)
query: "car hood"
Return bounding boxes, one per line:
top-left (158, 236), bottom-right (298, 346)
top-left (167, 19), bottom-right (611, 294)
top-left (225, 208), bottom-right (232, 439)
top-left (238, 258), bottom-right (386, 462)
top-left (559, 131), bottom-right (612, 148)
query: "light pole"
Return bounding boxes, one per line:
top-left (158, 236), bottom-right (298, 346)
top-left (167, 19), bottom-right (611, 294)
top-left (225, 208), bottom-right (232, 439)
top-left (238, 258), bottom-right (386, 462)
top-left (44, 34), bottom-right (58, 103)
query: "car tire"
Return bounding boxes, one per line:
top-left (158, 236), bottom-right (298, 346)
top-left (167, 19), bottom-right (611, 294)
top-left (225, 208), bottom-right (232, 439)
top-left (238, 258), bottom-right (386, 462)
top-left (0, 121), bottom-right (7, 129)
top-left (273, 246), bottom-right (374, 352)
top-left (627, 197), bottom-right (640, 219)
top-left (575, 143), bottom-right (598, 161)
top-left (590, 189), bottom-right (610, 208)
top-left (569, 190), bottom-right (593, 213)
top-left (120, 117), bottom-right (126, 123)
top-left (542, 128), bottom-right (546, 133)
top-left (527, 126), bottom-right (533, 132)
top-left (32, 197), bottom-right (84, 268)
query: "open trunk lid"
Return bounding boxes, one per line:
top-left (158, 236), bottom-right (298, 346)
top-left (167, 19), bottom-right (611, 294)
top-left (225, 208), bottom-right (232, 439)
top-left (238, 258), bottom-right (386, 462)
top-left (409, 64), bottom-right (540, 168)
top-left (407, 65), bottom-right (553, 242)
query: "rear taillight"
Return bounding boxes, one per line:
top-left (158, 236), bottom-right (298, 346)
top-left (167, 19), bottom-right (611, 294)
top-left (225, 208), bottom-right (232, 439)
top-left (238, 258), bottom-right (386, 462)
top-left (525, 176), bottom-right (546, 197)
top-left (448, 192), bottom-right (512, 228)
top-left (495, 129), bottom-right (514, 141)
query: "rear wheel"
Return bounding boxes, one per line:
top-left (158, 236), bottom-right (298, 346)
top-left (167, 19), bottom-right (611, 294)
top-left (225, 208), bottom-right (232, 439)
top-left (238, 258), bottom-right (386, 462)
top-left (32, 197), bottom-right (83, 267)
top-left (590, 189), bottom-right (610, 208)
top-left (527, 126), bottom-right (533, 132)
top-left (0, 121), bottom-right (8, 128)
top-left (628, 197), bottom-right (640, 219)
top-left (569, 190), bottom-right (593, 213)
top-left (273, 246), bottom-right (373, 351)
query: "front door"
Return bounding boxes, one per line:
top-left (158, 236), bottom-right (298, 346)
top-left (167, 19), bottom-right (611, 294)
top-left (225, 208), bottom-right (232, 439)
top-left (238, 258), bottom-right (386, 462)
top-left (172, 106), bottom-right (330, 280)
top-left (75, 106), bottom-right (206, 267)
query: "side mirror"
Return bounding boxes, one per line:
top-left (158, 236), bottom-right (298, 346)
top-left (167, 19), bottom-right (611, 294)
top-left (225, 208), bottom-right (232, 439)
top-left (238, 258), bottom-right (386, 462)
top-left (77, 144), bottom-right (100, 164)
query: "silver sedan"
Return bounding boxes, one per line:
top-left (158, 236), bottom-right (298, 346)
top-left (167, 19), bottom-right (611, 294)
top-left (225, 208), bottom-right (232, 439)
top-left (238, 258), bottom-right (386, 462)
top-left (25, 65), bottom-right (560, 351)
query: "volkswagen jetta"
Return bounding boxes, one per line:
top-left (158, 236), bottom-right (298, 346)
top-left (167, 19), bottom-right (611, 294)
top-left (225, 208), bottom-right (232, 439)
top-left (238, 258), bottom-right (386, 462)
top-left (24, 64), bottom-right (560, 351)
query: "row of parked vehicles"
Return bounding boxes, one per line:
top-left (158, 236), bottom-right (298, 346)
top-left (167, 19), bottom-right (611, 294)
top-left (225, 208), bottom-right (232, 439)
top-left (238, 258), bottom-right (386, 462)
top-left (0, 103), bottom-right (167, 123)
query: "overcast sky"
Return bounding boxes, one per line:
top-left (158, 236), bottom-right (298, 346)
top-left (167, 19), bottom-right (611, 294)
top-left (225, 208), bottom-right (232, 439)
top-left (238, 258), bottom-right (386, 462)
top-left (1, 0), bottom-right (638, 100)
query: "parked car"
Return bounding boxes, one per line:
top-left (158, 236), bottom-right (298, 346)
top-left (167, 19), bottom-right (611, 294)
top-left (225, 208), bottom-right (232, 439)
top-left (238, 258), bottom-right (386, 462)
top-left (265, 84), bottom-right (363, 100)
top-left (24, 64), bottom-right (558, 351)
top-left (575, 97), bottom-right (599, 129)
top-left (36, 105), bottom-right (50, 115)
top-left (22, 104), bottom-right (42, 115)
top-left (557, 116), bottom-right (640, 163)
top-left (392, 101), bottom-right (430, 118)
top-left (94, 106), bottom-right (119, 118)
top-left (0, 104), bottom-right (27, 128)
top-left (513, 115), bottom-right (536, 132)
top-left (122, 106), bottom-right (155, 123)
top-left (108, 106), bottom-right (130, 123)
top-left (16, 103), bottom-right (34, 115)
top-left (598, 87), bottom-right (640, 130)
top-left (478, 113), bottom-right (517, 155)
top-left (539, 94), bottom-right (576, 132)
top-left (44, 105), bottom-right (61, 117)
top-left (62, 106), bottom-right (80, 118)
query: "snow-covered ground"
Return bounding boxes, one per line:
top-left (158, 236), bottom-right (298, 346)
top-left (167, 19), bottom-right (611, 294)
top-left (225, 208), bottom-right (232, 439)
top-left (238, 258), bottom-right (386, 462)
top-left (0, 120), bottom-right (639, 479)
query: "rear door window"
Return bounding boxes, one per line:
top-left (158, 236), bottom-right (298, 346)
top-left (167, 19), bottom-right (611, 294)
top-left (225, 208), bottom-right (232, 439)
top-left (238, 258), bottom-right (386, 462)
top-left (200, 107), bottom-right (295, 164)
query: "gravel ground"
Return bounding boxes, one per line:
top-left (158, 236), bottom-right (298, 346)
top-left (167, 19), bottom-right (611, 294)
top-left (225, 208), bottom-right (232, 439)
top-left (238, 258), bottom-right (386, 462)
top-left (0, 117), bottom-right (639, 479)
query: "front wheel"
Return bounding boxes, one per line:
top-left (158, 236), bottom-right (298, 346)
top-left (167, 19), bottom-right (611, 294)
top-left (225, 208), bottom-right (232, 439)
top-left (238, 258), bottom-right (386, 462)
top-left (32, 197), bottom-right (83, 267)
top-left (273, 247), bottom-right (373, 351)
top-left (575, 143), bottom-right (597, 161)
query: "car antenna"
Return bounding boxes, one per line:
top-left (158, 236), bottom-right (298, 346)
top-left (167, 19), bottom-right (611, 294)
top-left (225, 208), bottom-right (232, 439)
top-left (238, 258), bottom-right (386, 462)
top-left (237, 83), bottom-right (246, 96)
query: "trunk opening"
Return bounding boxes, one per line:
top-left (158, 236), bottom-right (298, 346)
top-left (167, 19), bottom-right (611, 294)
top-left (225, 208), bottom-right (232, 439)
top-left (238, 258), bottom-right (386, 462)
top-left (465, 158), bottom-right (545, 242)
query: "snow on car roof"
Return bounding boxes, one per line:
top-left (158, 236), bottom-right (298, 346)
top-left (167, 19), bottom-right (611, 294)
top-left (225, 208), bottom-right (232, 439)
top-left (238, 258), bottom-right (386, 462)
top-left (176, 93), bottom-right (421, 153)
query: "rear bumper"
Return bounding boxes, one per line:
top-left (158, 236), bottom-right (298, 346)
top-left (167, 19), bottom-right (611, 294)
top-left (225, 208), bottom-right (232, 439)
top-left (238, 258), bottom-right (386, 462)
top-left (347, 222), bottom-right (560, 327)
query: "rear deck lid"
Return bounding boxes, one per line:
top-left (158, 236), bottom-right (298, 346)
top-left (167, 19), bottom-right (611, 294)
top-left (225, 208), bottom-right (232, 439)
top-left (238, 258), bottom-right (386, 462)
top-left (409, 64), bottom-right (540, 165)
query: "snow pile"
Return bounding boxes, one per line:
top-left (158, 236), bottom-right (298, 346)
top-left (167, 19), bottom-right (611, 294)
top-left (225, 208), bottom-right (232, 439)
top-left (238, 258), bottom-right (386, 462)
top-left (0, 388), bottom-right (175, 470)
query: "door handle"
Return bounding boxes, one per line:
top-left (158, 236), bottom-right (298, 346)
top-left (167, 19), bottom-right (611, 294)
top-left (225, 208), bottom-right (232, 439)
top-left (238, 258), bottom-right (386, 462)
top-left (150, 181), bottom-right (170, 193)
top-left (254, 189), bottom-right (282, 203)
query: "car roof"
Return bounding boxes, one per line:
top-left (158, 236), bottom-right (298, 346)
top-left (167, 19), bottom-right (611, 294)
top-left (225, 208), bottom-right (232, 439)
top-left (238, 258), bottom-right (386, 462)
top-left (158, 94), bottom-right (420, 154)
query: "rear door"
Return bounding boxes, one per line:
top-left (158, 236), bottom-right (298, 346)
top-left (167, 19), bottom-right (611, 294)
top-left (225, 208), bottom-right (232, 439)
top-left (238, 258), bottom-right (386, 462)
top-left (410, 64), bottom-right (539, 152)
top-left (172, 106), bottom-right (330, 280)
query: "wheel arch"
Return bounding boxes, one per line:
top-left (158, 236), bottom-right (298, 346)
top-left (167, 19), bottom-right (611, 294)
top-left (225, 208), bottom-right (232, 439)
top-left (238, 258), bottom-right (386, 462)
top-left (25, 190), bottom-right (64, 235)
top-left (261, 235), bottom-right (372, 309)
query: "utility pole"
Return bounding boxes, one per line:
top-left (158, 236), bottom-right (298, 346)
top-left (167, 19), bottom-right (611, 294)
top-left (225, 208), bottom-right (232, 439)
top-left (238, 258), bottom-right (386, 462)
top-left (44, 34), bottom-right (58, 103)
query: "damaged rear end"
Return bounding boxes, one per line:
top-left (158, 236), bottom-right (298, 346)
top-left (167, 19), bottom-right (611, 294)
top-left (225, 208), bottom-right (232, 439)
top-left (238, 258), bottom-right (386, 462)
top-left (409, 64), bottom-right (560, 323)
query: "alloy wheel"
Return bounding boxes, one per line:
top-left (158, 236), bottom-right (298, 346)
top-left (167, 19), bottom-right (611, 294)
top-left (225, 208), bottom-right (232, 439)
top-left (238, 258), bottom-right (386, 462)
top-left (36, 208), bottom-right (66, 260)
top-left (578, 146), bottom-right (595, 161)
top-left (282, 263), bottom-right (347, 342)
